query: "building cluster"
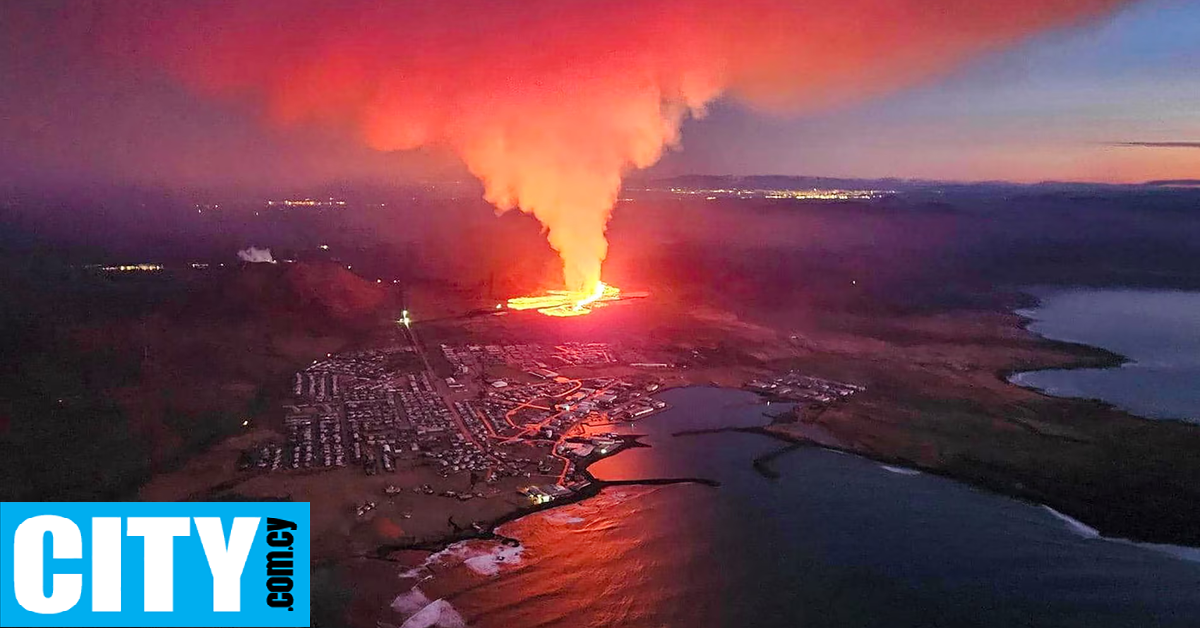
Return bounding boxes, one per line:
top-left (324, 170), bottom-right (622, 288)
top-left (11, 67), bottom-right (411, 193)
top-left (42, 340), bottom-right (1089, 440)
top-left (745, 372), bottom-right (865, 403)
top-left (519, 484), bottom-right (572, 505)
top-left (245, 345), bottom-right (508, 477)
top-left (441, 342), bottom-right (619, 374)
top-left (463, 376), bottom-right (666, 442)
top-left (556, 434), bottom-right (622, 459)
top-left (242, 341), bottom-right (674, 505)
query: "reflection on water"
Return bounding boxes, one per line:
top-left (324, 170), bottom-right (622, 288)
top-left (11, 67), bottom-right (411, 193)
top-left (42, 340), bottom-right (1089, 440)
top-left (1012, 289), bottom-right (1200, 422)
top-left (392, 387), bottom-right (1200, 628)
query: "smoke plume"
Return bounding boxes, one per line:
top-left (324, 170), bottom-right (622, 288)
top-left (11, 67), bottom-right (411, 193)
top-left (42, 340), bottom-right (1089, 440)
top-left (104, 0), bottom-right (1126, 291)
top-left (237, 247), bottom-right (276, 264)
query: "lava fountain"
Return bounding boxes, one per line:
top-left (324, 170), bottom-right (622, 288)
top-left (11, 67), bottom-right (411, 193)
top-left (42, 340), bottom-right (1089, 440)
top-left (507, 282), bottom-right (622, 317)
top-left (87, 0), bottom-right (1132, 313)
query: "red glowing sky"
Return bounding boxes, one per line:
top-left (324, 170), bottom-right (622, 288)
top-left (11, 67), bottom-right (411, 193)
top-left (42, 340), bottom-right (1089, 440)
top-left (3, 0), bottom-right (1192, 195)
top-left (48, 0), bottom-right (1154, 289)
top-left (4, 0), bottom-right (1197, 229)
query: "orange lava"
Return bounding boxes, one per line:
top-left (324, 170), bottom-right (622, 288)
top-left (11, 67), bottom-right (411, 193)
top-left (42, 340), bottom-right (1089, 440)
top-left (507, 282), bottom-right (621, 317)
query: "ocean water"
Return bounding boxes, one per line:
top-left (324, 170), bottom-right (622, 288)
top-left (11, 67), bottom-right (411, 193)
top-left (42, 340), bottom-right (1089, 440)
top-left (389, 388), bottom-right (1200, 628)
top-left (1011, 289), bottom-right (1200, 423)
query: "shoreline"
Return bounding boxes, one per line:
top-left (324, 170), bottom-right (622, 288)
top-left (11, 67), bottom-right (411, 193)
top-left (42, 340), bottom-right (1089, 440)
top-left (379, 291), bottom-right (1195, 555)
top-left (371, 352), bottom-right (1200, 566)
top-left (1003, 292), bottom-right (1197, 425)
top-left (369, 382), bottom-right (1200, 625)
top-left (361, 432), bottom-right (720, 560)
top-left (674, 405), bottom-right (1200, 557)
top-left (354, 356), bottom-right (1200, 625)
top-left (999, 293), bottom-right (1128, 388)
top-left (749, 423), bottom-right (1200, 550)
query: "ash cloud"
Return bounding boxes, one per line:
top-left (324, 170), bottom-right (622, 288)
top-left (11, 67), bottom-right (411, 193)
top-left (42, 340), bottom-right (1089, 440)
top-left (94, 0), bottom-right (1128, 291)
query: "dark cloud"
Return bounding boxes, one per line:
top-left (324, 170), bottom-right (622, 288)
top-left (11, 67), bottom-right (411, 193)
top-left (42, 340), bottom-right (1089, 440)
top-left (1143, 179), bottom-right (1200, 187)
top-left (1112, 141), bottom-right (1200, 149)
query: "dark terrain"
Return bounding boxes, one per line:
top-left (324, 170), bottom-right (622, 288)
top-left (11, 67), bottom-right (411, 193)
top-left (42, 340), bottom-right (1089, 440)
top-left (2, 178), bottom-right (1198, 546)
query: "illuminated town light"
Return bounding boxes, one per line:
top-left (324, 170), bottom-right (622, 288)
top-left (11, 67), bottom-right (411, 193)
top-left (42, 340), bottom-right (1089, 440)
top-left (101, 263), bottom-right (164, 272)
top-left (663, 186), bottom-right (892, 201)
top-left (269, 198), bottom-right (347, 207)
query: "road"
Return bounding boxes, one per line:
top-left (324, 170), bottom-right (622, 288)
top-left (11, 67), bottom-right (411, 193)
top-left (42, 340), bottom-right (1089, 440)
top-left (400, 320), bottom-right (494, 458)
top-left (402, 331), bottom-right (617, 486)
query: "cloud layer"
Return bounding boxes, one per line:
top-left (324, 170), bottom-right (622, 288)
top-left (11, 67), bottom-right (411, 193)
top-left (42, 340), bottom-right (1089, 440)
top-left (81, 0), bottom-right (1129, 289)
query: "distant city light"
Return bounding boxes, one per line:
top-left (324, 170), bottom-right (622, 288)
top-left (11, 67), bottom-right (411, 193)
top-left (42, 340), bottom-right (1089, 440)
top-left (267, 198), bottom-right (347, 208)
top-left (100, 263), bottom-right (163, 272)
top-left (663, 186), bottom-right (892, 201)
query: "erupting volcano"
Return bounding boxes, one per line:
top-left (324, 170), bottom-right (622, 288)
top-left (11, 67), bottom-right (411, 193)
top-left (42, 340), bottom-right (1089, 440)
top-left (507, 282), bottom-right (622, 318)
top-left (91, 0), bottom-right (1128, 304)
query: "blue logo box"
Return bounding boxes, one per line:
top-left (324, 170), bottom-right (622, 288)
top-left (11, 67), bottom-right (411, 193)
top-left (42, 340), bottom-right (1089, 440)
top-left (1, 502), bottom-right (309, 627)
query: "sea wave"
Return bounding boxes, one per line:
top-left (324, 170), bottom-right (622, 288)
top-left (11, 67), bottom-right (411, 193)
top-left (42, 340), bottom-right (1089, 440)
top-left (464, 543), bottom-right (524, 576)
top-left (425, 540), bottom-right (526, 577)
top-left (879, 464), bottom-right (922, 476)
top-left (1042, 505), bottom-right (1200, 563)
top-left (1042, 506), bottom-right (1101, 538)
top-left (397, 565), bottom-right (429, 582)
top-left (399, 599), bottom-right (467, 628)
top-left (391, 587), bottom-right (432, 615)
top-left (542, 511), bottom-right (586, 525)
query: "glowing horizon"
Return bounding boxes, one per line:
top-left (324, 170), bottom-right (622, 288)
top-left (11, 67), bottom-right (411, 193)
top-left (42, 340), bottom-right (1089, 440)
top-left (68, 0), bottom-right (1138, 293)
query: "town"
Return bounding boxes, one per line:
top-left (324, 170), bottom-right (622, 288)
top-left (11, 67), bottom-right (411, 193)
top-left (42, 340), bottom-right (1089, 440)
top-left (744, 372), bottom-right (865, 403)
top-left (236, 325), bottom-right (870, 522)
top-left (239, 338), bottom-right (672, 511)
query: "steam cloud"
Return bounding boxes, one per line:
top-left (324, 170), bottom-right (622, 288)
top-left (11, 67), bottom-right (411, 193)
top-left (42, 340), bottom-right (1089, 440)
top-left (107, 0), bottom-right (1126, 291)
top-left (237, 247), bottom-right (276, 264)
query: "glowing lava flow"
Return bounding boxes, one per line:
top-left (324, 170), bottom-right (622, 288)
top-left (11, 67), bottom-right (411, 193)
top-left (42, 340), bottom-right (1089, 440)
top-left (507, 282), bottom-right (621, 317)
